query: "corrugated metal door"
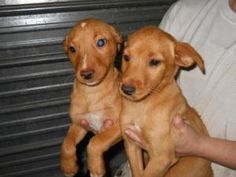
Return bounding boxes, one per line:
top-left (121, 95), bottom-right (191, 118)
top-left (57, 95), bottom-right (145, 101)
top-left (0, 0), bottom-right (176, 177)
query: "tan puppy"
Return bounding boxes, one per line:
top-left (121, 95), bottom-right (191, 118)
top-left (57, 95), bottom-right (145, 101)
top-left (61, 18), bottom-right (122, 177)
top-left (119, 26), bottom-right (213, 177)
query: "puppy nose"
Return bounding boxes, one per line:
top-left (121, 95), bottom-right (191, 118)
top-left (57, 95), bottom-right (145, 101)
top-left (121, 84), bottom-right (136, 95)
top-left (80, 69), bottom-right (94, 80)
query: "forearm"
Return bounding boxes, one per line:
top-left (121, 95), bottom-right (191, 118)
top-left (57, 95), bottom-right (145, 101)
top-left (193, 136), bottom-right (236, 169)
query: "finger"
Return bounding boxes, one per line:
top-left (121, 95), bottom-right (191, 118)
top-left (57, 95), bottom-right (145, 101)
top-left (79, 119), bottom-right (90, 130)
top-left (125, 127), bottom-right (142, 144)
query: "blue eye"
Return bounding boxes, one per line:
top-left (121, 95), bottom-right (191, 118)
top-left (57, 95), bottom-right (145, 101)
top-left (96, 38), bottom-right (106, 47)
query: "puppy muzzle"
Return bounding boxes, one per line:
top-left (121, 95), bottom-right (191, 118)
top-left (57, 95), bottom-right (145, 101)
top-left (80, 69), bottom-right (95, 80)
top-left (121, 84), bottom-right (136, 96)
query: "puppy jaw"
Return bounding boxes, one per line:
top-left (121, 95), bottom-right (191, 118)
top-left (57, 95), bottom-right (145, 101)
top-left (64, 18), bottom-right (122, 86)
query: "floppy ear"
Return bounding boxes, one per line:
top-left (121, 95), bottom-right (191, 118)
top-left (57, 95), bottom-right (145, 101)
top-left (175, 42), bottom-right (205, 73)
top-left (63, 36), bottom-right (69, 54)
top-left (109, 25), bottom-right (123, 51)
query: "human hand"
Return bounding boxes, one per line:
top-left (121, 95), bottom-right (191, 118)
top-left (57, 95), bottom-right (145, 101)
top-left (172, 115), bottom-right (203, 157)
top-left (174, 116), bottom-right (236, 169)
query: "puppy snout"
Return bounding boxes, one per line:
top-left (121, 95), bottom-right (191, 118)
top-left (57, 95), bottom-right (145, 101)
top-left (80, 69), bottom-right (95, 80)
top-left (121, 84), bottom-right (136, 95)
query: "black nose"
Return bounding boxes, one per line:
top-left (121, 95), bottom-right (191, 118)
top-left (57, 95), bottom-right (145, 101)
top-left (80, 69), bottom-right (94, 80)
top-left (121, 84), bottom-right (136, 95)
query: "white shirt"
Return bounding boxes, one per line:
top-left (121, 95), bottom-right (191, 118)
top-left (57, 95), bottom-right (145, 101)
top-left (160, 0), bottom-right (236, 177)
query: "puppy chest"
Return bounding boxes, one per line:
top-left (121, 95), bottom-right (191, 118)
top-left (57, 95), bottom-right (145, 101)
top-left (122, 107), bottom-right (167, 132)
top-left (83, 113), bottom-right (104, 132)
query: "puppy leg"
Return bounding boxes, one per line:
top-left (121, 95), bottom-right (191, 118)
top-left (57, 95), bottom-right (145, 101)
top-left (61, 124), bottom-right (87, 177)
top-left (87, 123), bottom-right (121, 177)
top-left (124, 139), bottom-right (144, 177)
top-left (142, 153), bottom-right (177, 177)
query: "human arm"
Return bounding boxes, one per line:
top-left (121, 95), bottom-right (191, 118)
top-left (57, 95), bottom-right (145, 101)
top-left (172, 116), bottom-right (236, 169)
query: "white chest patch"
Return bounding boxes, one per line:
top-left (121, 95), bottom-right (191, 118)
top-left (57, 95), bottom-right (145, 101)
top-left (84, 113), bottom-right (103, 132)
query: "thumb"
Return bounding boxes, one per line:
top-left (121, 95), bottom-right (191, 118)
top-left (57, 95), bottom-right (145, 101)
top-left (125, 126), bottom-right (142, 144)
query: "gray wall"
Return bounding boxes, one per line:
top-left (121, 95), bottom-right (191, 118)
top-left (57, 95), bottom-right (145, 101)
top-left (0, 0), bottom-right (176, 177)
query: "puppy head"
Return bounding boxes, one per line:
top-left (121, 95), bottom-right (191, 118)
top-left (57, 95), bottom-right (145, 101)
top-left (64, 18), bottom-right (122, 86)
top-left (120, 26), bottom-right (204, 101)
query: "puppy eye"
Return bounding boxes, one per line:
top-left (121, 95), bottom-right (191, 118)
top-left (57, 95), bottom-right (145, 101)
top-left (123, 55), bottom-right (130, 62)
top-left (96, 38), bottom-right (106, 48)
top-left (69, 46), bottom-right (76, 53)
top-left (149, 59), bottom-right (160, 67)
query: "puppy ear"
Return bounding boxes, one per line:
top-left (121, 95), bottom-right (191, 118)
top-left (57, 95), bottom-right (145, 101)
top-left (109, 25), bottom-right (122, 50)
top-left (63, 36), bottom-right (69, 54)
top-left (175, 42), bottom-right (205, 73)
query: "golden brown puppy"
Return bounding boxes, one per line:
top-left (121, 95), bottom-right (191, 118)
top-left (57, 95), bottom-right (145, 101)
top-left (61, 18), bottom-right (122, 177)
top-left (119, 26), bottom-right (213, 177)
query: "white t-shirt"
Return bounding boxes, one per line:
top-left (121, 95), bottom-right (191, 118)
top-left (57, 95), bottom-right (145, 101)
top-left (160, 0), bottom-right (236, 176)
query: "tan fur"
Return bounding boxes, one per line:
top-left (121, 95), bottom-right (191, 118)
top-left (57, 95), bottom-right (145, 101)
top-left (120, 26), bottom-right (213, 177)
top-left (60, 18), bottom-right (122, 177)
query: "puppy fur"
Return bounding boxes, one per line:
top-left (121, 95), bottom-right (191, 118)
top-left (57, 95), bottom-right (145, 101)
top-left (60, 18), bottom-right (122, 177)
top-left (120, 26), bottom-right (213, 177)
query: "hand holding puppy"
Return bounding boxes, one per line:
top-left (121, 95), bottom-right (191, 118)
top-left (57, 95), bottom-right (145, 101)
top-left (125, 115), bottom-right (236, 169)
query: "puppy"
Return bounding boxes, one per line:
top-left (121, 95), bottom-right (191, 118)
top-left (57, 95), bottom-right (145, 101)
top-left (119, 26), bottom-right (213, 177)
top-left (61, 18), bottom-right (122, 177)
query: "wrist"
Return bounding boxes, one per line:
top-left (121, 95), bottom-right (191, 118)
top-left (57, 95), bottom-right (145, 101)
top-left (190, 135), bottom-right (209, 157)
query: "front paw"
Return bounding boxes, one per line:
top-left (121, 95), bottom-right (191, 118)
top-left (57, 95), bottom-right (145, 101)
top-left (60, 156), bottom-right (79, 177)
top-left (90, 173), bottom-right (105, 177)
top-left (88, 157), bottom-right (105, 177)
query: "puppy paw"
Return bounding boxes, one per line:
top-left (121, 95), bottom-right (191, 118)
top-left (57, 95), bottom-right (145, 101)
top-left (61, 158), bottom-right (78, 177)
top-left (61, 164), bottom-right (78, 177)
top-left (90, 171), bottom-right (105, 177)
top-left (64, 172), bottom-right (77, 177)
top-left (88, 158), bottom-right (105, 177)
top-left (89, 165), bottom-right (105, 177)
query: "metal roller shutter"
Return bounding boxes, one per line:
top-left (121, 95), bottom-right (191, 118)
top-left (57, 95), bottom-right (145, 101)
top-left (0, 0), bottom-right (176, 177)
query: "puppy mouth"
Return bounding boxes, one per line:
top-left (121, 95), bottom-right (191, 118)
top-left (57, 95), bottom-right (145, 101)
top-left (77, 70), bottom-right (107, 86)
top-left (78, 77), bottom-right (102, 86)
top-left (120, 83), bottom-right (146, 101)
top-left (83, 80), bottom-right (100, 86)
top-left (121, 91), bottom-right (146, 102)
